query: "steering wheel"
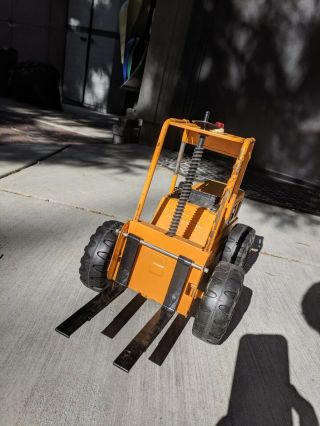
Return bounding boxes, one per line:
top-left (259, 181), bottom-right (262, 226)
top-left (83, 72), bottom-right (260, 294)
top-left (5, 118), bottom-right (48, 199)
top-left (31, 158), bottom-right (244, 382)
top-left (192, 111), bottom-right (224, 130)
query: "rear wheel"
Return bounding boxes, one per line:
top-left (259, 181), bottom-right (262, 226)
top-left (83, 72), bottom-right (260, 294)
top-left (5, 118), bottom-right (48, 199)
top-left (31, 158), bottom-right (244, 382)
top-left (79, 220), bottom-right (123, 292)
top-left (221, 223), bottom-right (256, 268)
top-left (192, 261), bottom-right (244, 344)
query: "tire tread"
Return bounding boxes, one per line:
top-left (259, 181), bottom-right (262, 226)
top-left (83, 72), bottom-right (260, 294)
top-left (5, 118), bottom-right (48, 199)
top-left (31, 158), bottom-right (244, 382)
top-left (79, 220), bottom-right (122, 292)
top-left (192, 261), bottom-right (244, 344)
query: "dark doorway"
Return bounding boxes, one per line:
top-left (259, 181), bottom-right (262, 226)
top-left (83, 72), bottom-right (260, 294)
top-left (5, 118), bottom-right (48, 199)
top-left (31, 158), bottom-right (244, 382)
top-left (0, 0), bottom-right (67, 74)
top-left (63, 0), bottom-right (125, 114)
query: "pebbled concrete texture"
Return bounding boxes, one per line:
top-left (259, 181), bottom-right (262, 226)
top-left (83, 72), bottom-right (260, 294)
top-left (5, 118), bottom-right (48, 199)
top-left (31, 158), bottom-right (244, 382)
top-left (0, 118), bottom-right (320, 425)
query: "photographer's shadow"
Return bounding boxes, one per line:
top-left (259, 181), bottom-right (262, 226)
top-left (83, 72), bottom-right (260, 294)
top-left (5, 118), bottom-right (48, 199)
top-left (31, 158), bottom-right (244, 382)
top-left (217, 335), bottom-right (319, 426)
top-left (302, 282), bottom-right (320, 334)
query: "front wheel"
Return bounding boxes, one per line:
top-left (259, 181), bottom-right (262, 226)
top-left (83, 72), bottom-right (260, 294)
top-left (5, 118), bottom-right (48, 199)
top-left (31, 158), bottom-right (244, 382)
top-left (192, 261), bottom-right (244, 344)
top-left (79, 220), bottom-right (123, 292)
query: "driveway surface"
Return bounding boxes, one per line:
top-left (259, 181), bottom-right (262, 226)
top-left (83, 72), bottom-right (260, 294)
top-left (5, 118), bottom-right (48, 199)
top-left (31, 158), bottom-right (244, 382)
top-left (0, 101), bottom-right (319, 426)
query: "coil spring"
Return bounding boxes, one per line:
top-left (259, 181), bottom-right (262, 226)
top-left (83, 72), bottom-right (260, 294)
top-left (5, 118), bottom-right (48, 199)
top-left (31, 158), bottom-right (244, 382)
top-left (167, 146), bottom-right (204, 236)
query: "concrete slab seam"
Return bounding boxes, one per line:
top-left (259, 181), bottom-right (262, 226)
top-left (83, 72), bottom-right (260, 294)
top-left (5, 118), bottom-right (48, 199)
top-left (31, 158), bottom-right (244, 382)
top-left (0, 145), bottom-right (71, 180)
top-left (260, 250), bottom-right (320, 268)
top-left (0, 185), bottom-right (318, 269)
top-left (0, 187), bottom-right (129, 221)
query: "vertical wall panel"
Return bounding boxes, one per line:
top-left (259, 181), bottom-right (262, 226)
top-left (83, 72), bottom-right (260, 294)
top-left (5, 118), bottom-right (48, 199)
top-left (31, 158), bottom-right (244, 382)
top-left (0, 0), bottom-right (11, 19)
top-left (92, 0), bottom-right (121, 32)
top-left (68, 0), bottom-right (92, 27)
top-left (84, 36), bottom-right (116, 111)
top-left (0, 24), bottom-right (11, 47)
top-left (12, 0), bottom-right (50, 63)
top-left (0, 0), bottom-right (12, 48)
top-left (63, 0), bottom-right (125, 112)
top-left (13, 0), bottom-right (50, 26)
top-left (51, 0), bottom-right (69, 28)
top-left (12, 25), bottom-right (48, 62)
top-left (63, 31), bottom-right (89, 103)
top-left (49, 0), bottom-right (69, 72)
top-left (0, 0), bottom-right (67, 73)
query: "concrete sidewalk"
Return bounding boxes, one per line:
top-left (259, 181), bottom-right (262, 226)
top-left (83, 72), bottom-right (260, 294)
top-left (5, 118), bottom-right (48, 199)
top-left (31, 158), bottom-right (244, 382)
top-left (0, 115), bottom-right (320, 425)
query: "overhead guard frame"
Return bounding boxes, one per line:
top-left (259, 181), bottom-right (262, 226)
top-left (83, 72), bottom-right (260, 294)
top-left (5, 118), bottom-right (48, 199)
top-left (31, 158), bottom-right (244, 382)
top-left (133, 118), bottom-right (255, 222)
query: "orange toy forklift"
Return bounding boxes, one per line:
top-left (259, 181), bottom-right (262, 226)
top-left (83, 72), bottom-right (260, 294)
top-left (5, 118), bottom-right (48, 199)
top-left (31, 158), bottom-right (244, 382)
top-left (56, 112), bottom-right (256, 372)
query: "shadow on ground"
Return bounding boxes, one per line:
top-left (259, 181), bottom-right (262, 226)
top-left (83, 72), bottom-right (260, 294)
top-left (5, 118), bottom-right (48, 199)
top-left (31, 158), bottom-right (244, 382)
top-left (0, 101), bottom-right (118, 131)
top-left (159, 150), bottom-right (320, 218)
top-left (217, 334), bottom-right (319, 426)
top-left (220, 235), bottom-right (263, 344)
top-left (302, 282), bottom-right (320, 334)
top-left (0, 108), bottom-right (115, 145)
top-left (1, 107), bottom-right (320, 228)
top-left (0, 142), bottom-right (152, 176)
top-left (244, 235), bottom-right (264, 274)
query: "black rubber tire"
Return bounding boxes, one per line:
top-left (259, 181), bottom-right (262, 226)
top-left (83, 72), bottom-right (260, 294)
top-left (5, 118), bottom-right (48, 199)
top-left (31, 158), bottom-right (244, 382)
top-left (221, 223), bottom-right (256, 268)
top-left (192, 261), bottom-right (244, 344)
top-left (79, 220), bottom-right (123, 292)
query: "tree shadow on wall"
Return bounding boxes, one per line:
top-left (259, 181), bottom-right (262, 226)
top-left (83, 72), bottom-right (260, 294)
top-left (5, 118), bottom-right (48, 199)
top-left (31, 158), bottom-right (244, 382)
top-left (217, 334), bottom-right (319, 426)
top-left (173, 0), bottom-right (320, 187)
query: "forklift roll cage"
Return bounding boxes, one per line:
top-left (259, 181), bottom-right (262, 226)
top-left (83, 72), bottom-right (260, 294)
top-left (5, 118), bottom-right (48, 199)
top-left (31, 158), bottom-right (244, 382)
top-left (134, 118), bottom-right (254, 242)
top-left (106, 119), bottom-right (255, 318)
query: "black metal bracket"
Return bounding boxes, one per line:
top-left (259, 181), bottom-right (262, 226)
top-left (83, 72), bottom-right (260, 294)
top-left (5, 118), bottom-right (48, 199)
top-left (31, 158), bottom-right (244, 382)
top-left (55, 285), bottom-right (125, 338)
top-left (163, 255), bottom-right (192, 311)
top-left (115, 233), bottom-right (140, 287)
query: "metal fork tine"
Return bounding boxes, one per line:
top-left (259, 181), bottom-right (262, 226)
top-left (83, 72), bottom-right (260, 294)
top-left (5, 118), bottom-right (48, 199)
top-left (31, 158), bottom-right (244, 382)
top-left (113, 307), bottom-right (174, 372)
top-left (55, 286), bottom-right (125, 337)
top-left (149, 314), bottom-right (190, 366)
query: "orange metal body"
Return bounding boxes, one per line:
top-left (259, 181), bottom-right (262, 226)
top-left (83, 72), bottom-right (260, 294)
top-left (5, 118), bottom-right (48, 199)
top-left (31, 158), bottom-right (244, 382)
top-left (107, 119), bottom-right (255, 316)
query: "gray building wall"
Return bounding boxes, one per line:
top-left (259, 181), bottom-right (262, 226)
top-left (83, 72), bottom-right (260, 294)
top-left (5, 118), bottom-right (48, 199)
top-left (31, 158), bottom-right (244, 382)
top-left (137, 0), bottom-right (320, 187)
